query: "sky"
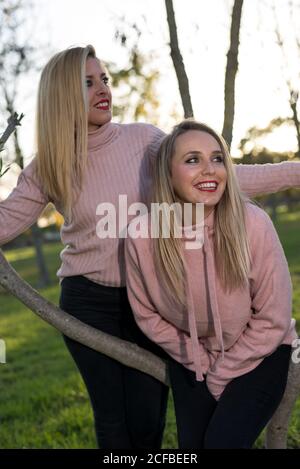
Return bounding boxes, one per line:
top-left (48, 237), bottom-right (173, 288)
top-left (1, 0), bottom-right (300, 194)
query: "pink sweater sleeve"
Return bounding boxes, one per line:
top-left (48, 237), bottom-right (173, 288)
top-left (0, 160), bottom-right (49, 246)
top-left (235, 161), bottom-right (300, 196)
top-left (206, 207), bottom-right (293, 400)
top-left (125, 235), bottom-right (211, 371)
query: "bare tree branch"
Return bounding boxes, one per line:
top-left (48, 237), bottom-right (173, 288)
top-left (273, 2), bottom-right (300, 157)
top-left (222, 0), bottom-right (244, 148)
top-left (0, 248), bottom-right (169, 386)
top-left (0, 1), bottom-right (50, 286)
top-left (265, 357), bottom-right (300, 448)
top-left (0, 111), bottom-right (24, 151)
top-left (165, 0), bottom-right (194, 118)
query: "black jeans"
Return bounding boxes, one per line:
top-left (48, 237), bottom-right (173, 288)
top-left (59, 275), bottom-right (169, 449)
top-left (169, 344), bottom-right (291, 449)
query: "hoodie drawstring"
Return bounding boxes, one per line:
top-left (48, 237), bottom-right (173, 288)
top-left (185, 279), bottom-right (205, 381)
top-left (203, 225), bottom-right (225, 360)
top-left (185, 224), bottom-right (225, 381)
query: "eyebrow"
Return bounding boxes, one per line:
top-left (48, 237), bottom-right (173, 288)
top-left (182, 150), bottom-right (223, 157)
top-left (85, 73), bottom-right (107, 78)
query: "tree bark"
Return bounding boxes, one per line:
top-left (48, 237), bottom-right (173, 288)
top-left (0, 248), bottom-right (169, 386)
top-left (273, 4), bottom-right (300, 159)
top-left (222, 0), bottom-right (244, 149)
top-left (289, 91), bottom-right (300, 157)
top-left (12, 120), bottom-right (51, 287)
top-left (13, 126), bottom-right (24, 170)
top-left (29, 223), bottom-right (51, 287)
top-left (165, 0), bottom-right (194, 118)
top-left (265, 354), bottom-right (300, 448)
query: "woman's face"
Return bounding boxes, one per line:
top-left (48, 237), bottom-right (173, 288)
top-left (86, 57), bottom-right (112, 131)
top-left (171, 130), bottom-right (227, 215)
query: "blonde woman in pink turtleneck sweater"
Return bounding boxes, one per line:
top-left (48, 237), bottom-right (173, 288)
top-left (1, 46), bottom-right (300, 449)
top-left (125, 120), bottom-right (298, 449)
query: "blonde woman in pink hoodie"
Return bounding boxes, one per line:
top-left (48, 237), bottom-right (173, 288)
top-left (125, 120), bottom-right (298, 449)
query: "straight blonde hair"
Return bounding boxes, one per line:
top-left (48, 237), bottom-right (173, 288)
top-left (152, 120), bottom-right (251, 305)
top-left (35, 45), bottom-right (96, 219)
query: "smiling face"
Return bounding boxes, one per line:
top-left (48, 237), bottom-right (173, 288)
top-left (171, 130), bottom-right (227, 216)
top-left (86, 57), bottom-right (112, 131)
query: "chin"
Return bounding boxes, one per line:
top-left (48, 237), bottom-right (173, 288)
top-left (89, 113), bottom-right (112, 128)
top-left (98, 115), bottom-right (112, 126)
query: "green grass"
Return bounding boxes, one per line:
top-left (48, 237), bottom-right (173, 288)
top-left (0, 210), bottom-right (299, 449)
top-left (0, 241), bottom-right (177, 448)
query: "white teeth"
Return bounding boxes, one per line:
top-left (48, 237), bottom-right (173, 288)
top-left (197, 182), bottom-right (217, 189)
top-left (96, 101), bottom-right (109, 108)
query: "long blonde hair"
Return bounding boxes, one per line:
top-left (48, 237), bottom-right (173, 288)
top-left (152, 120), bottom-right (251, 305)
top-left (35, 45), bottom-right (96, 219)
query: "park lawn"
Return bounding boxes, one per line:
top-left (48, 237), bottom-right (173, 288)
top-left (0, 244), bottom-right (177, 448)
top-left (0, 210), bottom-right (299, 449)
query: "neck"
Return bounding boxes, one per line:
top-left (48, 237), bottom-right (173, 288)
top-left (178, 202), bottom-right (215, 226)
top-left (204, 206), bottom-right (214, 220)
top-left (88, 123), bottom-right (102, 132)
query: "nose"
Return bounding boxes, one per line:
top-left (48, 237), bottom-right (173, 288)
top-left (95, 80), bottom-right (107, 95)
top-left (201, 159), bottom-right (215, 175)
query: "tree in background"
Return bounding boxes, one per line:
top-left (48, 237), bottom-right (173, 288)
top-left (107, 19), bottom-right (161, 126)
top-left (164, 0), bottom-right (193, 118)
top-left (222, 0), bottom-right (244, 149)
top-left (164, 0), bottom-right (244, 150)
top-left (236, 0), bottom-right (300, 219)
top-left (273, 0), bottom-right (300, 157)
top-left (0, 0), bottom-right (50, 286)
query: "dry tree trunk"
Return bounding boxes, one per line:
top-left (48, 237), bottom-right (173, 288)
top-left (289, 90), bottom-right (300, 158)
top-left (265, 353), bottom-right (300, 449)
top-left (12, 118), bottom-right (51, 288)
top-left (165, 0), bottom-right (194, 118)
top-left (273, 3), bottom-right (300, 158)
top-left (0, 248), bottom-right (169, 386)
top-left (222, 0), bottom-right (244, 149)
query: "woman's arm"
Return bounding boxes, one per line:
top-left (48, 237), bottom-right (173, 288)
top-left (235, 161), bottom-right (300, 196)
top-left (125, 235), bottom-right (211, 372)
top-left (206, 207), bottom-right (295, 400)
top-left (0, 159), bottom-right (49, 246)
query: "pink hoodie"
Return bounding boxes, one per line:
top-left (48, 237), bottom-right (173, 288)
top-left (125, 203), bottom-right (297, 400)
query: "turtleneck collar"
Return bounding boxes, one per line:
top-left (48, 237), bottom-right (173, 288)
top-left (88, 121), bottom-right (121, 151)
